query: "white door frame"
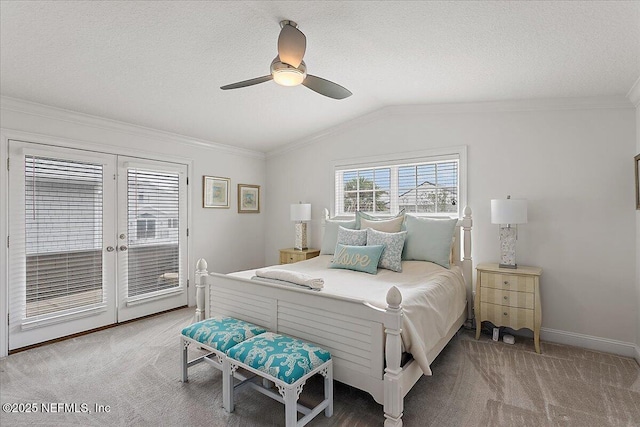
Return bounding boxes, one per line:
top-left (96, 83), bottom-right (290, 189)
top-left (1, 134), bottom-right (9, 357)
top-left (0, 129), bottom-right (192, 356)
top-left (7, 141), bottom-right (118, 349)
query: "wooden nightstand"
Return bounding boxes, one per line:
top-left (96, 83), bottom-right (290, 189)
top-left (475, 263), bottom-right (543, 353)
top-left (279, 248), bottom-right (320, 265)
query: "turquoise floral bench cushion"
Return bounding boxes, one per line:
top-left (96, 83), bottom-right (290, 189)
top-left (181, 317), bottom-right (267, 352)
top-left (226, 332), bottom-right (331, 384)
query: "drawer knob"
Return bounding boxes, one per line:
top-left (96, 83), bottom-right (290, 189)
top-left (503, 296), bottom-right (508, 300)
top-left (503, 281), bottom-right (509, 285)
top-left (503, 312), bottom-right (508, 316)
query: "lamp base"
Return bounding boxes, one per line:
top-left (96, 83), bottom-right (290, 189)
top-left (294, 222), bottom-right (308, 251)
top-left (499, 263), bottom-right (518, 269)
top-left (499, 226), bottom-right (517, 269)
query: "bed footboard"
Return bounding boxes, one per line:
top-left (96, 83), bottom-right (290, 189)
top-left (194, 259), bottom-right (405, 424)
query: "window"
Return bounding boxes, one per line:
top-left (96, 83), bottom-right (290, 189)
top-left (335, 148), bottom-right (465, 217)
top-left (136, 216), bottom-right (156, 239)
top-left (24, 156), bottom-right (104, 318)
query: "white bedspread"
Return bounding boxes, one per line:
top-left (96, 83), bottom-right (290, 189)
top-left (229, 255), bottom-right (466, 375)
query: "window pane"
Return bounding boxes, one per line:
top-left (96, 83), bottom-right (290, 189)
top-left (336, 158), bottom-right (459, 217)
top-left (127, 169), bottom-right (180, 297)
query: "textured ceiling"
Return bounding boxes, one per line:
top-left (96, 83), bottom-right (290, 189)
top-left (1, 1), bottom-right (639, 153)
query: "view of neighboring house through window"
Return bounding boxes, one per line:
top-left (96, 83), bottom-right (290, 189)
top-left (126, 168), bottom-right (180, 297)
top-left (335, 156), bottom-right (460, 217)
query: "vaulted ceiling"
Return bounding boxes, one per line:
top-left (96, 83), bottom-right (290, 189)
top-left (1, 1), bottom-right (639, 152)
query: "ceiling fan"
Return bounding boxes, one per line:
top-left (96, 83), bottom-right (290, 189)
top-left (220, 20), bottom-right (352, 100)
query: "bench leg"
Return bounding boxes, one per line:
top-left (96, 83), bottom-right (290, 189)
top-left (283, 386), bottom-right (299, 427)
top-left (324, 362), bottom-right (333, 417)
top-left (181, 338), bottom-right (189, 383)
top-left (223, 359), bottom-right (235, 412)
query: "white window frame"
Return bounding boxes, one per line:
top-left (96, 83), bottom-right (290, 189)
top-left (333, 146), bottom-right (467, 218)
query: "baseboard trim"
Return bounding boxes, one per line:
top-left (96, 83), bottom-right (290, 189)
top-left (540, 327), bottom-right (637, 359)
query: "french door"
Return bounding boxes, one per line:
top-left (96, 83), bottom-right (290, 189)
top-left (8, 141), bottom-right (188, 350)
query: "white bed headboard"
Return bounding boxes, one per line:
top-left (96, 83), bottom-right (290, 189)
top-left (322, 207), bottom-right (473, 320)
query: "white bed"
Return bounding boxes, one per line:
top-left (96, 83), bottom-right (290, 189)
top-left (194, 207), bottom-right (473, 426)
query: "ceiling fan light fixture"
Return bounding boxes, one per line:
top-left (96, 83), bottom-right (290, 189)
top-left (271, 57), bottom-right (306, 87)
top-left (273, 68), bottom-right (305, 86)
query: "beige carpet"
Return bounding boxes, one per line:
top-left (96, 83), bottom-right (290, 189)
top-left (1, 308), bottom-right (638, 426)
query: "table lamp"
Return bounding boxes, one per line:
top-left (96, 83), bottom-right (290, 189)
top-left (491, 196), bottom-right (527, 269)
top-left (290, 203), bottom-right (311, 250)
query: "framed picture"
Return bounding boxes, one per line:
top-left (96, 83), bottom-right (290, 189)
top-left (636, 154), bottom-right (640, 210)
top-left (238, 184), bottom-right (260, 213)
top-left (203, 176), bottom-right (230, 208)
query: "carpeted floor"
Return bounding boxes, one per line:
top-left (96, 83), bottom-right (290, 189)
top-left (1, 307), bottom-right (638, 426)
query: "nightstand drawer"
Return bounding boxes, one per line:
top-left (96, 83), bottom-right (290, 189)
top-left (281, 252), bottom-right (306, 264)
top-left (279, 248), bottom-right (320, 265)
top-left (480, 302), bottom-right (534, 330)
top-left (480, 272), bottom-right (534, 293)
top-left (480, 288), bottom-right (534, 309)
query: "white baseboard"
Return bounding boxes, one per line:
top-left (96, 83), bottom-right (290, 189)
top-left (540, 327), bottom-right (638, 359)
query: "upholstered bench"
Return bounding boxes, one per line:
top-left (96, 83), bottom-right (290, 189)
top-left (223, 332), bottom-right (333, 427)
top-left (180, 317), bottom-right (267, 383)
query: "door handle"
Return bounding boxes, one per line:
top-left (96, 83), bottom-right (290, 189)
top-left (106, 246), bottom-right (115, 252)
top-left (119, 245), bottom-right (128, 252)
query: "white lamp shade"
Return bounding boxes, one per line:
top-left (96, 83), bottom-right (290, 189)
top-left (290, 203), bottom-right (311, 222)
top-left (491, 198), bottom-right (527, 225)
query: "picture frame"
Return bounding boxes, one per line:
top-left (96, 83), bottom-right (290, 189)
top-left (237, 184), bottom-right (260, 213)
top-left (636, 154), bottom-right (640, 210)
top-left (203, 176), bottom-right (230, 208)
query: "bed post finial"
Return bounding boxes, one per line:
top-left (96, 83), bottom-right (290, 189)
top-left (195, 258), bottom-right (209, 322)
top-left (386, 286), bottom-right (402, 309)
top-left (196, 258), bottom-right (208, 272)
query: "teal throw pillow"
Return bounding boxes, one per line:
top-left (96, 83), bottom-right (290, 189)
top-left (366, 229), bottom-right (407, 272)
top-left (402, 215), bottom-right (458, 268)
top-left (329, 244), bottom-right (385, 275)
top-left (320, 219), bottom-right (356, 255)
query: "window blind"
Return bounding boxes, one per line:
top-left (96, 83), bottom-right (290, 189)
top-left (335, 159), bottom-right (459, 217)
top-left (24, 156), bottom-right (104, 318)
top-left (126, 168), bottom-right (181, 297)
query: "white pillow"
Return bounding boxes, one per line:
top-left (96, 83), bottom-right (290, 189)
top-left (360, 214), bottom-right (405, 233)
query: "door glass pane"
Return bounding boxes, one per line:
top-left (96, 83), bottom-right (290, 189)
top-left (127, 169), bottom-right (180, 297)
top-left (25, 156), bottom-right (104, 317)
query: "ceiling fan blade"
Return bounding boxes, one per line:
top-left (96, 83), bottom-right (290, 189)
top-left (220, 75), bottom-right (273, 90)
top-left (302, 75), bottom-right (352, 99)
top-left (278, 23), bottom-right (306, 67)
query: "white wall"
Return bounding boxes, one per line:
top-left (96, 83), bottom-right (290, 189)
top-left (0, 97), bottom-right (267, 356)
top-left (265, 98), bottom-right (638, 353)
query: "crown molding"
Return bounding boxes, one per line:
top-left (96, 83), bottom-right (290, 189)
top-left (627, 76), bottom-right (640, 107)
top-left (0, 96), bottom-right (265, 159)
top-left (267, 96), bottom-right (634, 158)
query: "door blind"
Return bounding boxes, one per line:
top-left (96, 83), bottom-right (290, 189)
top-left (126, 168), bottom-right (181, 297)
top-left (25, 156), bottom-right (104, 318)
